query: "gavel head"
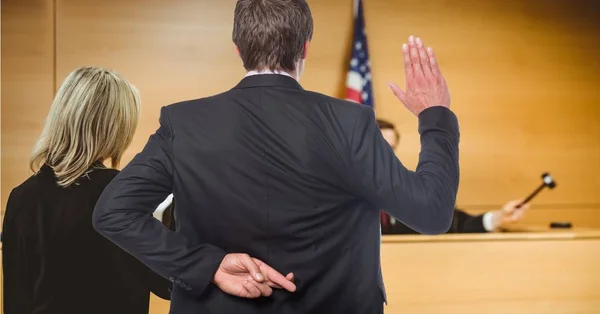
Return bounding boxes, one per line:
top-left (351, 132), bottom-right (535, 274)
top-left (542, 172), bottom-right (557, 189)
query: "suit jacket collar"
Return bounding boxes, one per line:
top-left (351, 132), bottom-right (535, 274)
top-left (233, 74), bottom-right (304, 90)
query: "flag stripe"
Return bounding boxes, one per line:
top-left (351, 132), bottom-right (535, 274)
top-left (344, 0), bottom-right (373, 108)
top-left (346, 88), bottom-right (361, 103)
top-left (346, 71), bottom-right (363, 93)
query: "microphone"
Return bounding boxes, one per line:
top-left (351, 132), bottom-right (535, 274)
top-left (518, 172), bottom-right (556, 208)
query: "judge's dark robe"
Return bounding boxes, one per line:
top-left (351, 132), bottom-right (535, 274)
top-left (381, 209), bottom-right (487, 234)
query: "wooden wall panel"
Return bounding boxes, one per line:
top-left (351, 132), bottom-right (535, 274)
top-left (363, 0), bottom-right (600, 208)
top-left (54, 0), bottom-right (354, 165)
top-left (1, 0), bottom-right (55, 310)
top-left (3, 0), bottom-right (600, 226)
top-left (1, 0), bottom-right (55, 213)
top-left (55, 0), bottom-right (239, 164)
top-left (2, 1), bottom-right (600, 313)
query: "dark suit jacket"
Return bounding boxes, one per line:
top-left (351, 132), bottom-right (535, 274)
top-left (2, 164), bottom-right (170, 314)
top-left (93, 74), bottom-right (460, 314)
top-left (381, 209), bottom-right (487, 234)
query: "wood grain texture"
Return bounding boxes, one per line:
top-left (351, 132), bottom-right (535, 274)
top-left (380, 235), bottom-right (600, 314)
top-left (4, 3), bottom-right (600, 313)
top-left (363, 0), bottom-right (600, 208)
top-left (3, 0), bottom-right (600, 223)
top-left (3, 232), bottom-right (599, 314)
top-left (53, 0), bottom-right (355, 165)
top-left (1, 0), bottom-right (55, 216)
top-left (149, 230), bottom-right (600, 314)
top-left (382, 227), bottom-right (600, 242)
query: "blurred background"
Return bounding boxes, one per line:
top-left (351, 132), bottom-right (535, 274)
top-left (2, 0), bottom-right (600, 313)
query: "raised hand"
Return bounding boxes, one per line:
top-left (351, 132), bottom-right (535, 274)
top-left (389, 35), bottom-right (451, 116)
top-left (213, 253), bottom-right (296, 298)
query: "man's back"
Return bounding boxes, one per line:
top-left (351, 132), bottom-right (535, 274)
top-left (94, 14), bottom-right (459, 310)
top-left (166, 74), bottom-right (385, 313)
top-left (94, 68), bottom-right (460, 314)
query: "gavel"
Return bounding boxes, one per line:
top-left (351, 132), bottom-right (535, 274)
top-left (515, 172), bottom-right (569, 228)
top-left (518, 172), bottom-right (556, 208)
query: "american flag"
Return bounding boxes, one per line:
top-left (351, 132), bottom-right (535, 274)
top-left (345, 0), bottom-right (373, 108)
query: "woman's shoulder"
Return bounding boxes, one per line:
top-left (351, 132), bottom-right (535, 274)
top-left (7, 166), bottom-right (120, 201)
top-left (8, 170), bottom-right (49, 200)
top-left (3, 170), bottom-right (55, 222)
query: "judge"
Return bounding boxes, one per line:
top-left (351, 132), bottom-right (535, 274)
top-left (377, 119), bottom-right (529, 234)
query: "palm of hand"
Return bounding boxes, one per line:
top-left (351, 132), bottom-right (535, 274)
top-left (388, 36), bottom-right (451, 116)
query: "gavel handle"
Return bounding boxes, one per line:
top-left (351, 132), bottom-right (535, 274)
top-left (518, 183), bottom-right (545, 208)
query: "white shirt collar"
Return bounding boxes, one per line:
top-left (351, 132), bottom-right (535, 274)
top-left (245, 70), bottom-right (294, 79)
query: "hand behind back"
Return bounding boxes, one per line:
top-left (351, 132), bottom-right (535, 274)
top-left (213, 253), bottom-right (296, 298)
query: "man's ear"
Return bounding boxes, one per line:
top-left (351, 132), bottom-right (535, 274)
top-left (234, 45), bottom-right (241, 57)
top-left (301, 41), bottom-right (310, 59)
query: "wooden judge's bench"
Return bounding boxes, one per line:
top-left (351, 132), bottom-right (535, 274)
top-left (147, 228), bottom-right (600, 314)
top-left (0, 228), bottom-right (598, 313)
top-left (0, 228), bottom-right (598, 314)
top-left (377, 228), bottom-right (600, 314)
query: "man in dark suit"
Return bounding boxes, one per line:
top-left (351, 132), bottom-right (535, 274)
top-left (92, 1), bottom-right (459, 313)
top-left (376, 119), bottom-right (529, 234)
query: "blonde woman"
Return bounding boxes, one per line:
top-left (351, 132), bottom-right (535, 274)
top-left (2, 67), bottom-right (170, 314)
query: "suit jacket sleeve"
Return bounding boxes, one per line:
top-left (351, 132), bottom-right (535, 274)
top-left (449, 209), bottom-right (487, 233)
top-left (93, 106), bottom-right (227, 298)
top-left (350, 106), bottom-right (460, 234)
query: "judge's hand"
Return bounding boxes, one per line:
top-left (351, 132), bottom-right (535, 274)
top-left (213, 253), bottom-right (296, 298)
top-left (490, 199), bottom-right (530, 230)
top-left (389, 35), bottom-right (451, 116)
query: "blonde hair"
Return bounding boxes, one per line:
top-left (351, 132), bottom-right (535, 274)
top-left (30, 66), bottom-right (141, 187)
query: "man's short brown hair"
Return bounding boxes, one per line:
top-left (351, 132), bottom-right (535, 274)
top-left (232, 0), bottom-right (314, 72)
